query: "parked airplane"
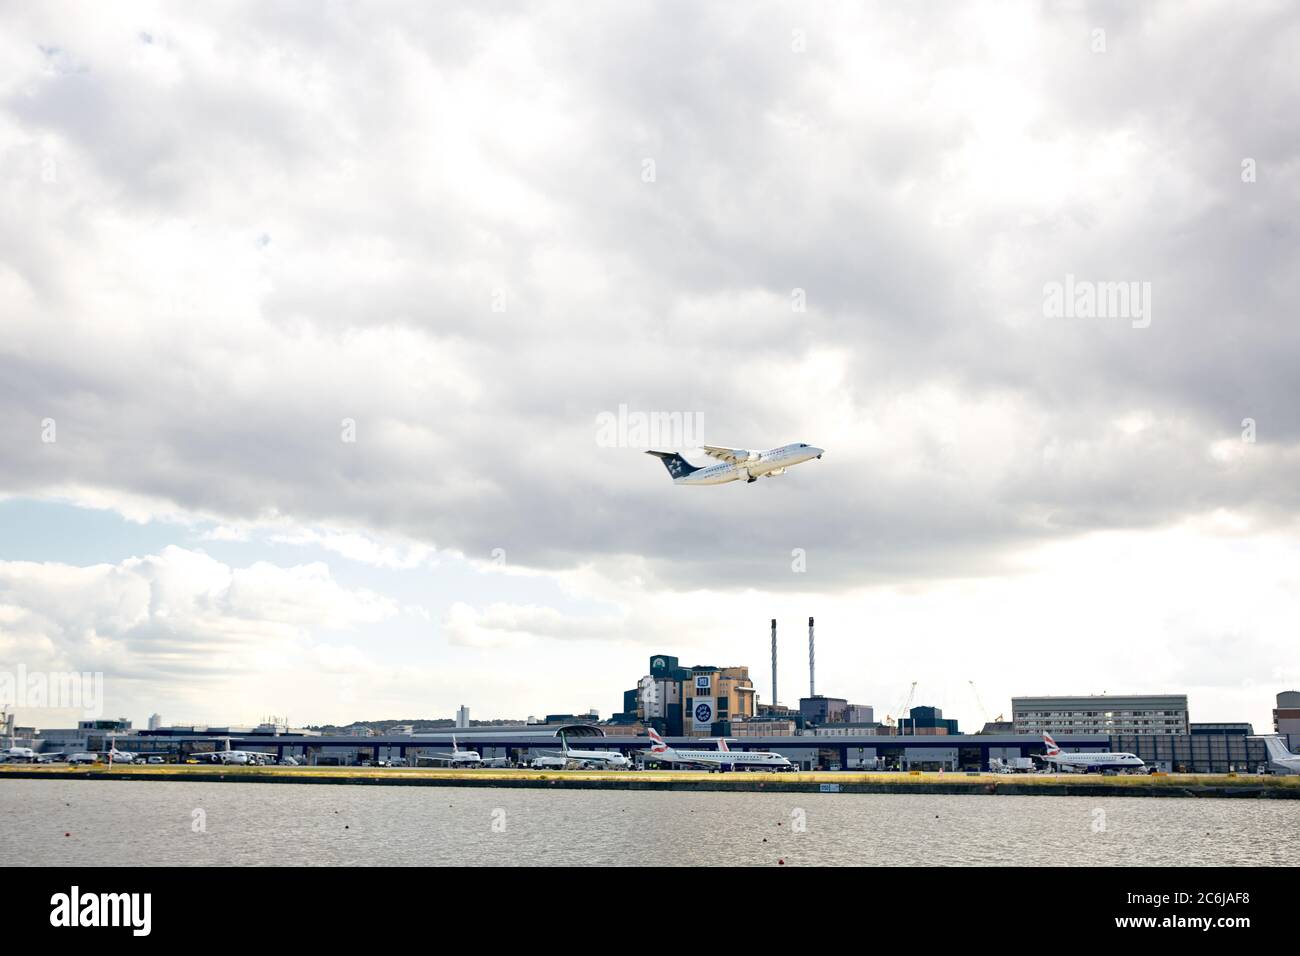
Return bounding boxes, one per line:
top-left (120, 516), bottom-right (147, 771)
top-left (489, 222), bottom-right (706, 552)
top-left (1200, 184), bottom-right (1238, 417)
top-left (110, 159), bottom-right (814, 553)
top-left (1249, 735), bottom-right (1300, 775)
top-left (0, 746), bottom-right (35, 763)
top-left (188, 738), bottom-right (273, 765)
top-left (416, 735), bottom-right (482, 767)
top-left (1037, 733), bottom-right (1145, 773)
top-left (530, 755), bottom-right (569, 770)
top-left (643, 729), bottom-right (794, 772)
top-left (105, 737), bottom-right (138, 764)
top-left (646, 443), bottom-right (824, 485)
top-left (539, 732), bottom-right (631, 769)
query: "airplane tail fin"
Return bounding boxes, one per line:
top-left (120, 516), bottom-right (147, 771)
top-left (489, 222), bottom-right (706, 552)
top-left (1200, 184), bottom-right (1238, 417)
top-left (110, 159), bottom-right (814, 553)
top-left (1043, 733), bottom-right (1061, 756)
top-left (645, 451), bottom-right (701, 480)
top-left (559, 731), bottom-right (569, 754)
top-left (647, 728), bottom-right (669, 753)
top-left (716, 738), bottom-right (730, 752)
top-left (1253, 736), bottom-right (1295, 762)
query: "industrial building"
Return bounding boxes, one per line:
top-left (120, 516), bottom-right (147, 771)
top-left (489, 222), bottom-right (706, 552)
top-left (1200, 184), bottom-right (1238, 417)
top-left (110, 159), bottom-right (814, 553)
top-left (627, 654), bottom-right (757, 737)
top-left (1274, 691), bottom-right (1300, 747)
top-left (895, 705), bottom-right (959, 735)
top-left (1013, 695), bottom-right (1190, 736)
top-left (797, 696), bottom-right (876, 727)
top-left (799, 695), bottom-right (848, 724)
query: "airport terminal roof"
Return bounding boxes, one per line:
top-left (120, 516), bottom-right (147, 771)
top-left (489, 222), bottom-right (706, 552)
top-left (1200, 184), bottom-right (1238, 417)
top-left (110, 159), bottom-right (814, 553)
top-left (111, 723), bottom-right (608, 747)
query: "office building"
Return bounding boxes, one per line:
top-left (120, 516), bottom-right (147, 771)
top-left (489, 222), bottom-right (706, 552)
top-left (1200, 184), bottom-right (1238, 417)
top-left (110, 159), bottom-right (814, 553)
top-left (1013, 695), bottom-right (1189, 736)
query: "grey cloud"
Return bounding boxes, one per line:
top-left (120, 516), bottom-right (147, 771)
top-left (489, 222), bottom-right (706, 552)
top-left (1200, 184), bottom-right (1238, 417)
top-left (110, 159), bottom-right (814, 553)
top-left (0, 1), bottom-right (1297, 593)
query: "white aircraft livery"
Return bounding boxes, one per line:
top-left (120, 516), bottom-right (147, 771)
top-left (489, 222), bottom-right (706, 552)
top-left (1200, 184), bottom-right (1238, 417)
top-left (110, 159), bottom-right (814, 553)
top-left (644, 729), bottom-right (794, 771)
top-left (646, 443), bottom-right (823, 485)
top-left (542, 731), bottom-right (631, 769)
top-left (418, 735), bottom-right (482, 767)
top-left (1038, 733), bottom-right (1145, 773)
top-left (190, 738), bottom-right (273, 765)
top-left (1249, 735), bottom-right (1300, 775)
top-left (105, 736), bottom-right (137, 764)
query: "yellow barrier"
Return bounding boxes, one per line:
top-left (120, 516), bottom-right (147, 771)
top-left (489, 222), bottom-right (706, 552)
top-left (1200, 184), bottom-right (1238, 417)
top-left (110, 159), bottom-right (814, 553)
top-left (1, 765), bottom-right (1296, 790)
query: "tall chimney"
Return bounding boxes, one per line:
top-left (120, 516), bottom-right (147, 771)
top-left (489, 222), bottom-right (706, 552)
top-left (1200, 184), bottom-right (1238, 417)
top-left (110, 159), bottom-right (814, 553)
top-left (770, 619), bottom-right (778, 708)
top-left (808, 616), bottom-right (815, 697)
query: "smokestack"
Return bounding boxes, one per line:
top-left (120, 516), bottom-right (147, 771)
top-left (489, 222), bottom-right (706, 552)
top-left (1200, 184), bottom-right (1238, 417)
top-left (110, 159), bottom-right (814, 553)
top-left (808, 616), bottom-right (815, 697)
top-left (770, 619), bottom-right (778, 708)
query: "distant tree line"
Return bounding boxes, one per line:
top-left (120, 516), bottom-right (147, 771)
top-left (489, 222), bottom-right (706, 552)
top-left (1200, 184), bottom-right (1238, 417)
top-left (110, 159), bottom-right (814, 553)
top-left (304, 717), bottom-right (528, 734)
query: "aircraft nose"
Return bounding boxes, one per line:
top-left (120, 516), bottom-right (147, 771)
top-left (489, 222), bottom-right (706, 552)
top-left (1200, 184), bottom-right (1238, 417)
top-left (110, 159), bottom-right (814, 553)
top-left (809, 446), bottom-right (824, 458)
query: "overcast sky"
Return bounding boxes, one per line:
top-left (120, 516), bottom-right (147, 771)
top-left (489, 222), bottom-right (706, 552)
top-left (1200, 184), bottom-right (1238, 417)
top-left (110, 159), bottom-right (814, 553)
top-left (1, 2), bottom-right (1297, 733)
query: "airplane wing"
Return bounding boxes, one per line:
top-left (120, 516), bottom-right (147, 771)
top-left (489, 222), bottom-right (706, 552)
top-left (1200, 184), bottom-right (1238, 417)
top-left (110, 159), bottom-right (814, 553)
top-left (669, 755), bottom-right (722, 768)
top-left (700, 445), bottom-right (752, 463)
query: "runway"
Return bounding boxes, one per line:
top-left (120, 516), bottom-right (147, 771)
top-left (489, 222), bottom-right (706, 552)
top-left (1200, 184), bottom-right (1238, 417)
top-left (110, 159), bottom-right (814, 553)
top-left (3, 764), bottom-right (1298, 798)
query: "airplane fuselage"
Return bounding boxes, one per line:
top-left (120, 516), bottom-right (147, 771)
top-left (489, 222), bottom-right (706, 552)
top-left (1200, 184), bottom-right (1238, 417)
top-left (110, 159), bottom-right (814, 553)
top-left (649, 747), bottom-right (792, 770)
top-left (558, 748), bottom-right (630, 768)
top-left (1044, 752), bottom-right (1144, 772)
top-left (417, 749), bottom-right (482, 766)
top-left (674, 444), bottom-right (823, 485)
top-left (218, 751), bottom-right (271, 765)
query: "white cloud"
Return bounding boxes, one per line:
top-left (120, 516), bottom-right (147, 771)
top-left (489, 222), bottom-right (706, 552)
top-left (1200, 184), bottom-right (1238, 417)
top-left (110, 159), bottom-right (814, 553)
top-left (268, 529), bottom-right (435, 570)
top-left (0, 547), bottom-right (404, 723)
top-left (442, 600), bottom-right (627, 649)
top-left (0, 3), bottom-right (1296, 728)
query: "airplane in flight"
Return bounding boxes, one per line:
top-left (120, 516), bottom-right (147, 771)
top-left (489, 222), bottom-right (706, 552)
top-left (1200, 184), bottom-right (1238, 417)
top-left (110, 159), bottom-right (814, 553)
top-left (538, 732), bottom-right (631, 769)
top-left (1249, 735), bottom-right (1300, 775)
top-left (642, 729), bottom-right (794, 772)
top-left (645, 443), bottom-right (824, 485)
top-left (416, 735), bottom-right (483, 767)
top-left (1036, 733), bottom-right (1146, 773)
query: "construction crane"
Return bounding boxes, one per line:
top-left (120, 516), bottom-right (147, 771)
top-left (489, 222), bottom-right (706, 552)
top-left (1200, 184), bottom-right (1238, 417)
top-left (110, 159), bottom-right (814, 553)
top-left (969, 681), bottom-right (1006, 729)
top-left (888, 681), bottom-right (917, 736)
top-left (969, 680), bottom-right (989, 727)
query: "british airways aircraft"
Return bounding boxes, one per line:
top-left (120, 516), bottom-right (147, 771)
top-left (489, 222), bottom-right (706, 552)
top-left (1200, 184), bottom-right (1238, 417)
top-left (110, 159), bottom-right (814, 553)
top-left (1037, 733), bottom-right (1145, 773)
top-left (642, 729), bottom-right (794, 771)
top-left (646, 443), bottom-right (824, 485)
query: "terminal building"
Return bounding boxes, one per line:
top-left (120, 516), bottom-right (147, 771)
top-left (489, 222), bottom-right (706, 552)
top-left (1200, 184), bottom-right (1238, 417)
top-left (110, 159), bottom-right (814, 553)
top-left (9, 704), bottom-right (1282, 775)
top-left (66, 725), bottom-right (1273, 774)
top-left (1013, 694), bottom-right (1189, 736)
